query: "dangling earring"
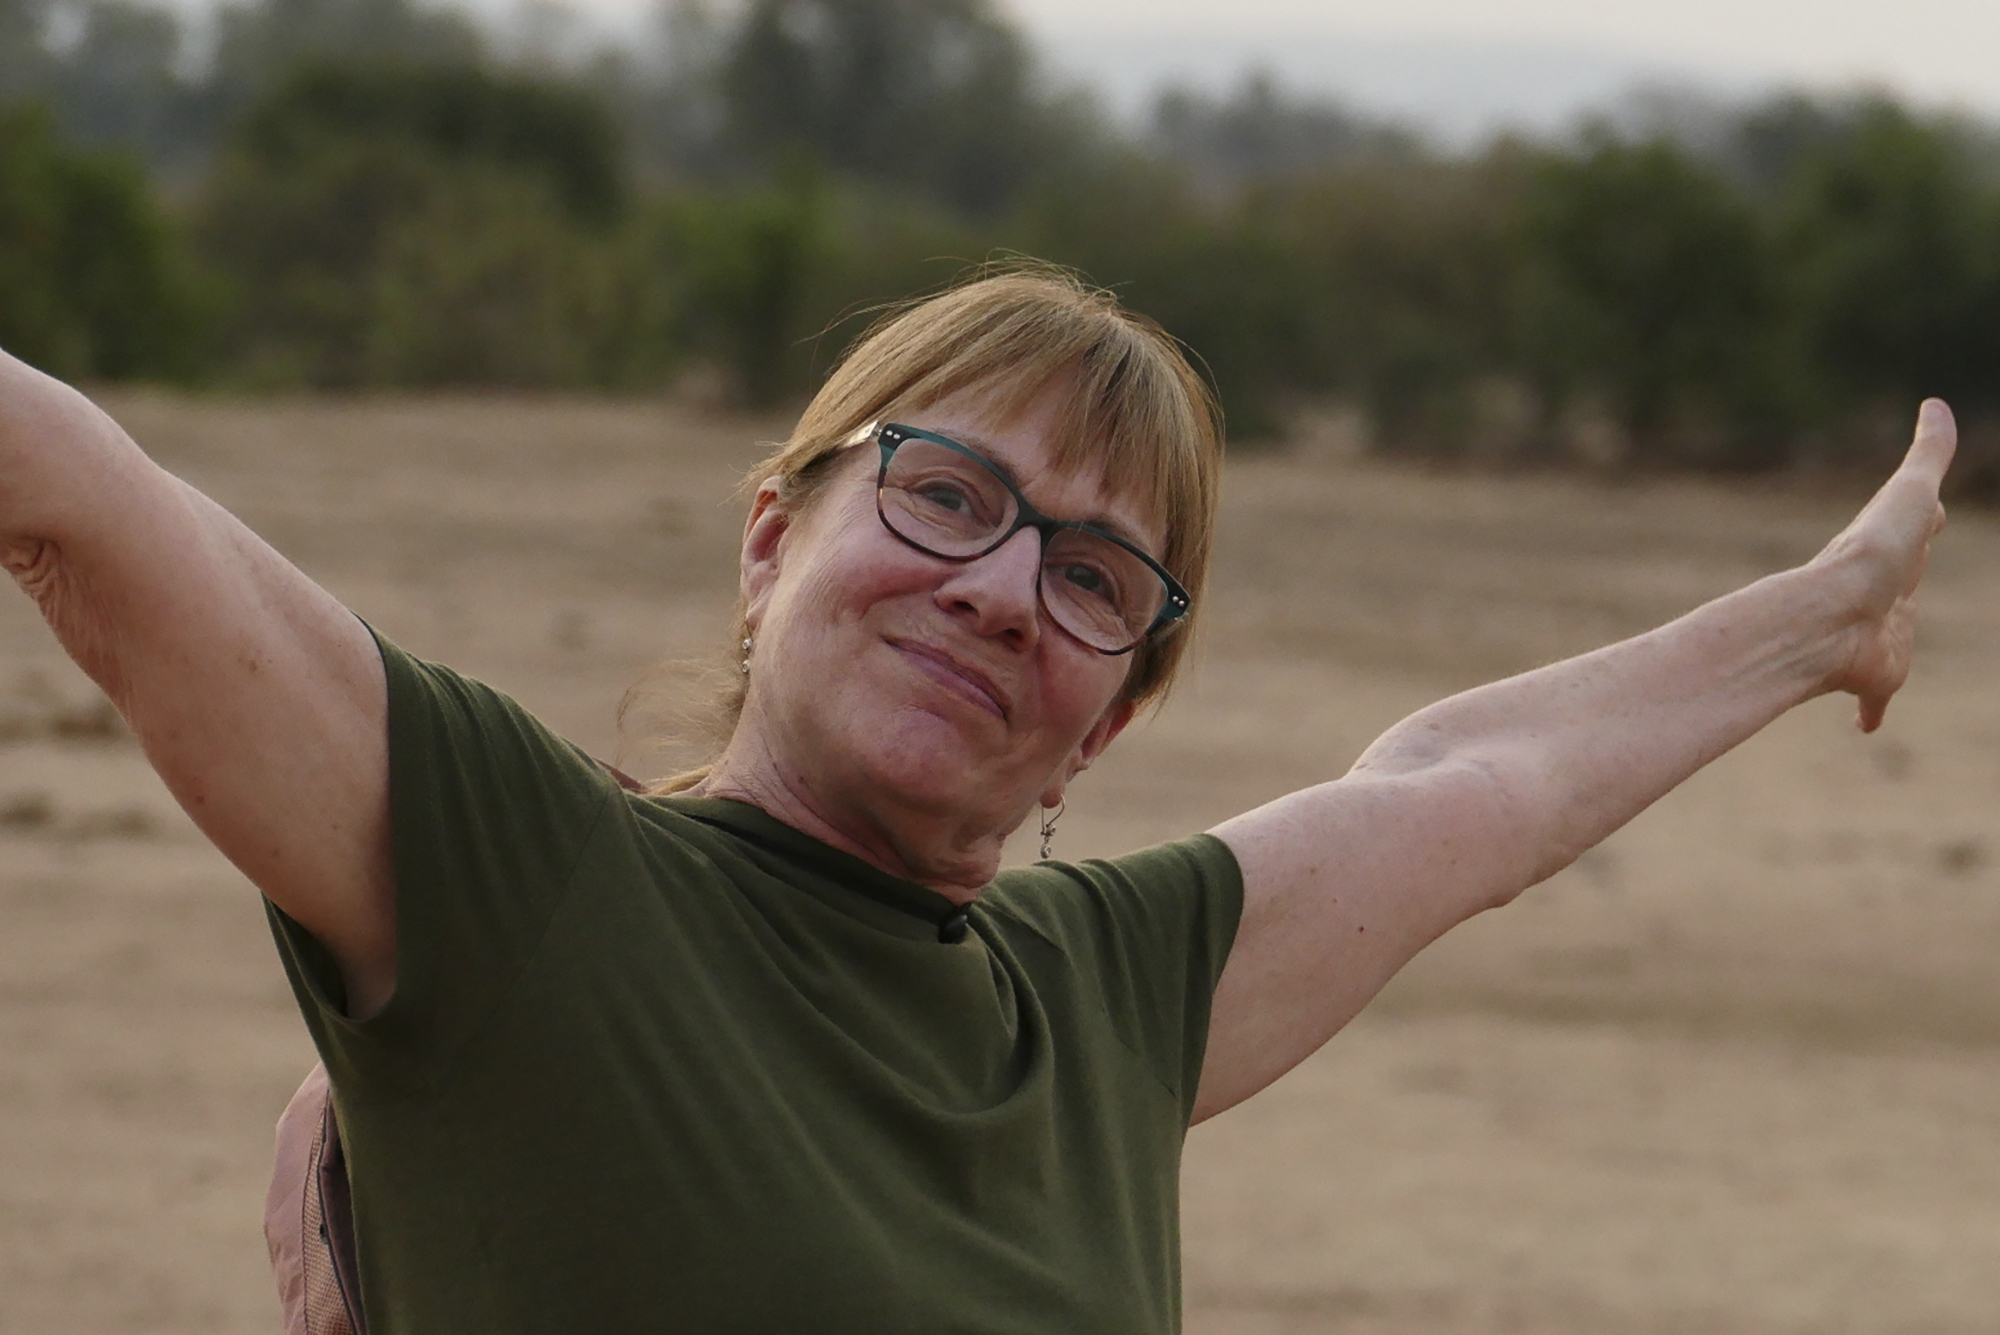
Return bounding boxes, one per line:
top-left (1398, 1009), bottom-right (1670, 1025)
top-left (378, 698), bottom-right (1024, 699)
top-left (740, 635), bottom-right (754, 676)
top-left (1039, 799), bottom-right (1065, 860)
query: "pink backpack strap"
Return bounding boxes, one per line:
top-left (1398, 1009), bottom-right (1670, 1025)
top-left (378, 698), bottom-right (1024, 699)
top-left (266, 1063), bottom-right (366, 1335)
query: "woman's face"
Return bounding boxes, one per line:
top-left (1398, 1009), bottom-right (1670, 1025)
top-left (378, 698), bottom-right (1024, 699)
top-left (736, 381), bottom-right (1152, 867)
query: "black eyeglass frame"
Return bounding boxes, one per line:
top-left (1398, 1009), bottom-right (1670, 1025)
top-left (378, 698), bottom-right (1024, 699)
top-left (873, 421), bottom-right (1192, 656)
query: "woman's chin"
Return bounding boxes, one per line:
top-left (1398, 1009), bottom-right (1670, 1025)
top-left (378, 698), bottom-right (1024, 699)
top-left (849, 709), bottom-right (1014, 816)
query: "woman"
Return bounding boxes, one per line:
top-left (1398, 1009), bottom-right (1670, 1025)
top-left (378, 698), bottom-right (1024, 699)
top-left (0, 269), bottom-right (1953, 1333)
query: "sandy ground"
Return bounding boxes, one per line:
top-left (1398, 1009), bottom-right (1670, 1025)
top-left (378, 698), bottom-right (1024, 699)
top-left (4, 393), bottom-right (2000, 1333)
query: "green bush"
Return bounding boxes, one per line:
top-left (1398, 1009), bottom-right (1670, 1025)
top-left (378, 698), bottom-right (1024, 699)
top-left (363, 168), bottom-right (662, 387)
top-left (720, 0), bottom-right (1065, 218)
top-left (646, 175), bottom-right (834, 406)
top-left (27, 0), bottom-right (2000, 490)
top-left (1514, 137), bottom-right (1784, 468)
top-left (234, 62), bottom-right (626, 225)
top-left (1780, 106), bottom-right (2000, 424)
top-left (1261, 157), bottom-right (1522, 451)
top-left (0, 101), bottom-right (208, 379)
top-left (195, 64), bottom-right (662, 388)
top-left (640, 168), bottom-right (1006, 407)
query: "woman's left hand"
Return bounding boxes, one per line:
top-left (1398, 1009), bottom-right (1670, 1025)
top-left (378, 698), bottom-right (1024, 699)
top-left (1198, 398), bottom-right (1958, 1122)
top-left (1813, 397), bottom-right (1956, 732)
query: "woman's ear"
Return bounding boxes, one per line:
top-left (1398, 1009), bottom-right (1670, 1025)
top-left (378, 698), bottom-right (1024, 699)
top-left (1041, 698), bottom-right (1137, 809)
top-left (740, 479), bottom-right (791, 631)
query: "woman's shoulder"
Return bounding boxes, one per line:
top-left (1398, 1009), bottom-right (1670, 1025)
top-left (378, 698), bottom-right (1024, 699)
top-left (980, 832), bottom-right (1244, 961)
top-left (980, 833), bottom-right (1246, 1122)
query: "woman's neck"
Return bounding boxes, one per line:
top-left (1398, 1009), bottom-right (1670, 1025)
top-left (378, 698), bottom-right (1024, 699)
top-left (696, 742), bottom-right (1015, 904)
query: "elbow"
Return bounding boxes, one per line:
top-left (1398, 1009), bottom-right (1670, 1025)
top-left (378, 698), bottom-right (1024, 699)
top-left (1349, 734), bottom-right (1601, 921)
top-left (1446, 749), bottom-right (1583, 915)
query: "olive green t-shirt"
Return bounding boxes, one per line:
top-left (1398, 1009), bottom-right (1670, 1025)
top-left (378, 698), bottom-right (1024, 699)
top-left (268, 635), bottom-right (1243, 1334)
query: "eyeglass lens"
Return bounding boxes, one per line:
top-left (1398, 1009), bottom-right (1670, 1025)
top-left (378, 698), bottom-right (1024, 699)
top-left (878, 436), bottom-right (1167, 652)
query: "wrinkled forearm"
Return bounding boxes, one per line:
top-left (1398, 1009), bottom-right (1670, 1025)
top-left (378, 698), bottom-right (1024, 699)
top-left (1351, 559), bottom-right (1862, 899)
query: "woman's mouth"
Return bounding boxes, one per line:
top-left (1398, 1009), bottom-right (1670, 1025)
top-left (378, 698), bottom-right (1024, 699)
top-left (889, 639), bottom-right (1012, 721)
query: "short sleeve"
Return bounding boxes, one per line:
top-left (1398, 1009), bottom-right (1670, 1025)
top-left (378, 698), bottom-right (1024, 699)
top-left (980, 835), bottom-right (1244, 1125)
top-left (267, 628), bottom-right (617, 1099)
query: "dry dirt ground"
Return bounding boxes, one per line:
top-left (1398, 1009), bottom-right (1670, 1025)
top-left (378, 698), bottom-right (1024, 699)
top-left (4, 393), bottom-right (2000, 1334)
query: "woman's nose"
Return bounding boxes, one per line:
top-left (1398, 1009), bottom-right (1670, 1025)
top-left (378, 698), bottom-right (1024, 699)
top-left (933, 527), bottom-right (1043, 646)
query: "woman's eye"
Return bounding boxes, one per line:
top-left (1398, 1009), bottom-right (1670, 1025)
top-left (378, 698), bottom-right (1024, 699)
top-left (1056, 561), bottom-right (1118, 603)
top-left (915, 481), bottom-right (975, 514)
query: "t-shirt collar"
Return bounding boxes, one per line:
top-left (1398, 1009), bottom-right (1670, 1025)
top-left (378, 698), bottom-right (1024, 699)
top-left (660, 795), bottom-right (975, 943)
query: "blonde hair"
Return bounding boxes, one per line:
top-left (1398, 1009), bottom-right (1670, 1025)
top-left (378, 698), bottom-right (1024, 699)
top-left (649, 262), bottom-right (1224, 794)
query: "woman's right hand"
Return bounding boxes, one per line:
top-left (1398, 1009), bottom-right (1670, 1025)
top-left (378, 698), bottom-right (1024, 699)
top-left (1, 349), bottom-right (400, 1016)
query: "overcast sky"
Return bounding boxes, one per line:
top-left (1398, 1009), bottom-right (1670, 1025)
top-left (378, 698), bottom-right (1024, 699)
top-left (522, 0), bottom-right (2000, 140)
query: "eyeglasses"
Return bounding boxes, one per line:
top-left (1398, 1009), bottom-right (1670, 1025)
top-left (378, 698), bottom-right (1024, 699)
top-left (873, 422), bottom-right (1190, 655)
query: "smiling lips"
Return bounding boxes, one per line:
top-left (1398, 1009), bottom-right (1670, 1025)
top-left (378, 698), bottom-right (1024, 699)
top-left (890, 638), bottom-right (1013, 720)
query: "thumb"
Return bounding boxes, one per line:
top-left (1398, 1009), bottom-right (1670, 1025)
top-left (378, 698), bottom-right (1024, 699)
top-left (1903, 398), bottom-right (1958, 489)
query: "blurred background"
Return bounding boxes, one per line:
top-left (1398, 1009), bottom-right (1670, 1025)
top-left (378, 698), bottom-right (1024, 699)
top-left (12, 0), bottom-right (2000, 480)
top-left (10, 3), bottom-right (2000, 1334)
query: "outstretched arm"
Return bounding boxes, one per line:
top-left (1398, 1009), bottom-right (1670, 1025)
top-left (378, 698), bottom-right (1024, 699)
top-left (1195, 400), bottom-right (1956, 1122)
top-left (0, 351), bottom-right (395, 1015)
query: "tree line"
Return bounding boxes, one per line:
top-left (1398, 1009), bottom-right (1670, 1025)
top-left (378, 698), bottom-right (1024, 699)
top-left (7, 0), bottom-right (2000, 490)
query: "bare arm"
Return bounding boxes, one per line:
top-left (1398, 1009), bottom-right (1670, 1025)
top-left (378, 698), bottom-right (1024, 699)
top-left (0, 351), bottom-right (395, 1015)
top-left (1194, 400), bottom-right (1956, 1122)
